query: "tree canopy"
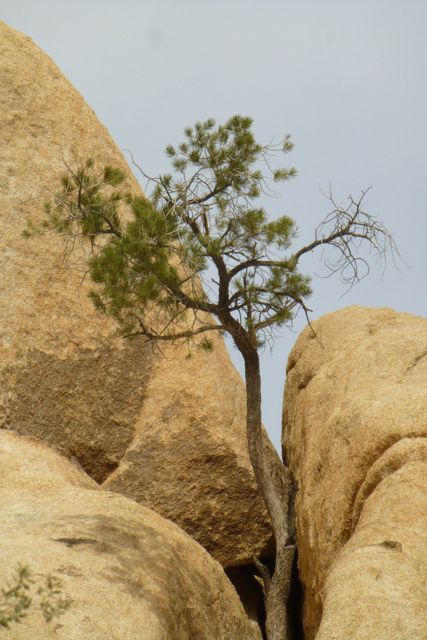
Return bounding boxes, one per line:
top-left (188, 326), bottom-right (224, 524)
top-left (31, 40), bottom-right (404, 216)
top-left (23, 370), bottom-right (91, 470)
top-left (40, 115), bottom-right (394, 358)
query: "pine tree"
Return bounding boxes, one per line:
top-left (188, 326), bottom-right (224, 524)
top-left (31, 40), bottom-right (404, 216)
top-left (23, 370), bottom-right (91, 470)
top-left (38, 115), bottom-right (395, 639)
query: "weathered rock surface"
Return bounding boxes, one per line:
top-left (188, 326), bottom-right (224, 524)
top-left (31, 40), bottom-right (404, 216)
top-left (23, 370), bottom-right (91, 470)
top-left (0, 18), bottom-right (151, 483)
top-left (0, 430), bottom-right (261, 639)
top-left (0, 19), bottom-right (271, 568)
top-left (103, 332), bottom-right (273, 566)
top-left (283, 306), bottom-right (427, 639)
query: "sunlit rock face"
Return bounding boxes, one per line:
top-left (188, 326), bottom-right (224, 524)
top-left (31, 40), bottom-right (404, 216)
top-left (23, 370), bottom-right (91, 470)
top-left (0, 20), bottom-right (272, 569)
top-left (0, 18), bottom-right (150, 483)
top-left (0, 431), bottom-right (261, 640)
top-left (283, 306), bottom-right (427, 640)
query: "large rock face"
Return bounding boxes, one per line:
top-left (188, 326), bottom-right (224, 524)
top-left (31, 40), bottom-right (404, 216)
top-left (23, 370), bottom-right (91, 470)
top-left (0, 20), bottom-right (271, 568)
top-left (0, 430), bottom-right (261, 640)
top-left (103, 332), bottom-right (273, 567)
top-left (283, 306), bottom-right (427, 639)
top-left (0, 20), bottom-right (149, 483)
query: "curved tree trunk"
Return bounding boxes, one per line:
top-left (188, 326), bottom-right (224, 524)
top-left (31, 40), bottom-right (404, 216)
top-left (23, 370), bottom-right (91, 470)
top-left (244, 351), bottom-right (295, 640)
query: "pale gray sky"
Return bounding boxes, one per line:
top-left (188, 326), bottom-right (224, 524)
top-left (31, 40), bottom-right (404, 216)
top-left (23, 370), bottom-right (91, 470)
top-left (3, 1), bottom-right (427, 451)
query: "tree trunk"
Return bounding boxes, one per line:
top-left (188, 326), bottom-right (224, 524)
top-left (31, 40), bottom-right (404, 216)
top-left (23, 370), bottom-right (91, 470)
top-left (244, 351), bottom-right (295, 640)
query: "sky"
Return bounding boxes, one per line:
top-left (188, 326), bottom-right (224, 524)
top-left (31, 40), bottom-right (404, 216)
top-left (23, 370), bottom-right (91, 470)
top-left (3, 1), bottom-right (426, 452)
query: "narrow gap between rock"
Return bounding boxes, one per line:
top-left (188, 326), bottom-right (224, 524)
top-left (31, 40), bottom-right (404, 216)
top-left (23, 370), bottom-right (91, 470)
top-left (287, 549), bottom-right (305, 640)
top-left (225, 563), bottom-right (267, 638)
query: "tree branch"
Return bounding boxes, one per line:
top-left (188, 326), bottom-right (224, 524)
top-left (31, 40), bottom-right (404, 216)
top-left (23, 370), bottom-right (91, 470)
top-left (124, 318), bottom-right (225, 342)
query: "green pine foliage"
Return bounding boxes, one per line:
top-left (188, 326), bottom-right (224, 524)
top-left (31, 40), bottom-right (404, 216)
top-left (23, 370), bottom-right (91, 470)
top-left (40, 115), bottom-right (312, 346)
top-left (0, 565), bottom-right (72, 630)
top-left (36, 114), bottom-right (393, 351)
